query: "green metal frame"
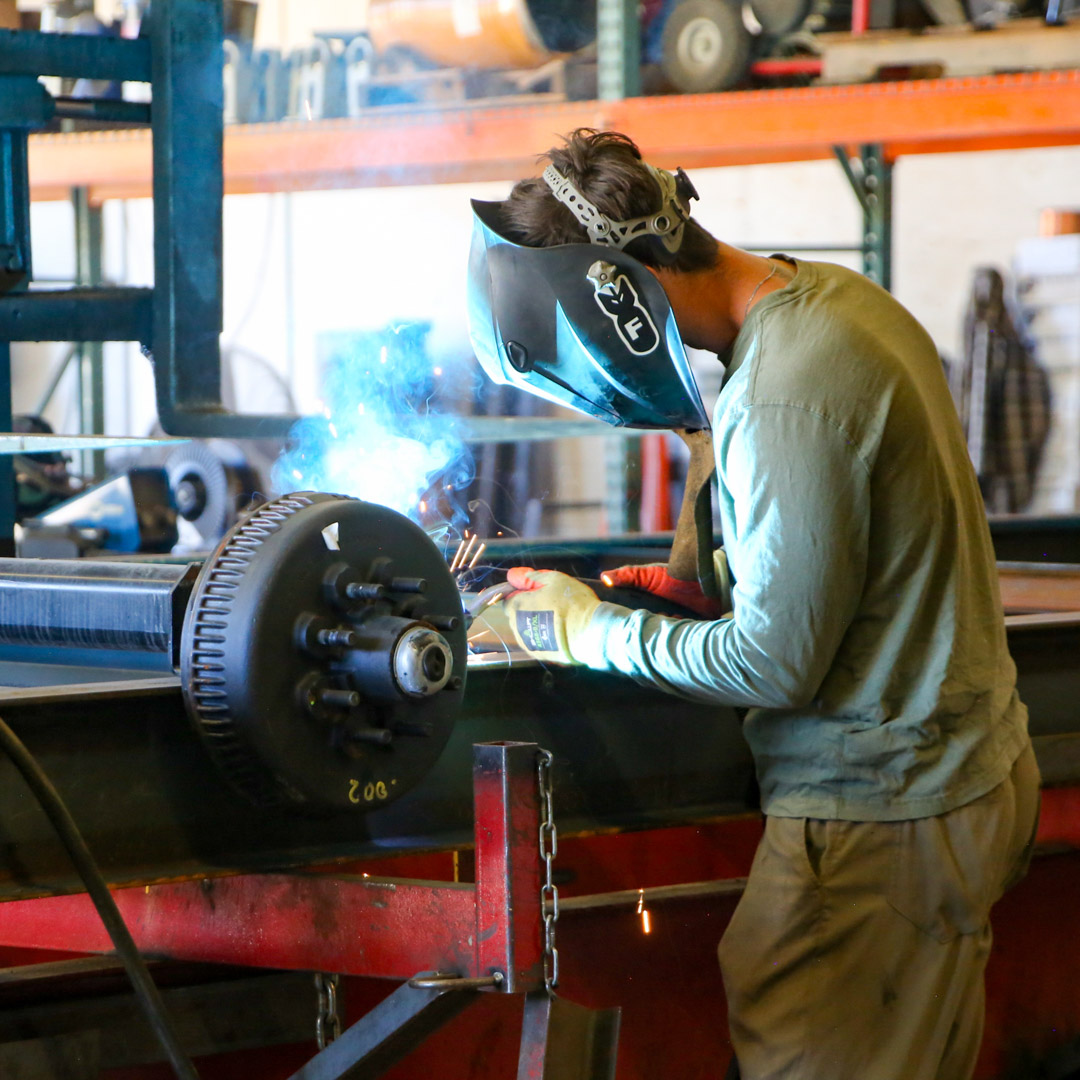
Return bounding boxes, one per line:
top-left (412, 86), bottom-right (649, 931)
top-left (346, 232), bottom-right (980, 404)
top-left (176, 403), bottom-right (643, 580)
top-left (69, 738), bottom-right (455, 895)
top-left (596, 0), bottom-right (642, 101)
top-left (833, 144), bottom-right (894, 291)
top-left (73, 186), bottom-right (105, 482)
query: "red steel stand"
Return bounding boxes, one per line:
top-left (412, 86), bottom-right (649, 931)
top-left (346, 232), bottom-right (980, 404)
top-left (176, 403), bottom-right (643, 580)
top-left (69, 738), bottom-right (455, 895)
top-left (0, 742), bottom-right (620, 1079)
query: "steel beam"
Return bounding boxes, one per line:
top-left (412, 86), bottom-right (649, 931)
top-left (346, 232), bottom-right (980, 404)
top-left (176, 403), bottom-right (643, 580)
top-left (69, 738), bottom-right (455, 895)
top-left (0, 743), bottom-right (550, 986)
top-left (73, 186), bottom-right (105, 480)
top-left (53, 97), bottom-right (151, 125)
top-left (474, 742), bottom-right (545, 993)
top-left (518, 992), bottom-right (621, 1080)
top-left (0, 873), bottom-right (479, 978)
top-left (288, 982), bottom-right (480, 1080)
top-left (149, 0), bottom-right (294, 437)
top-left (0, 288), bottom-right (152, 343)
top-left (0, 965), bottom-right (319, 1066)
top-left (150, 0), bottom-right (224, 430)
top-left (0, 341), bottom-right (11, 556)
top-left (0, 115), bottom-right (25, 555)
top-left (0, 593), bottom-right (1078, 900)
top-left (0, 667), bottom-right (753, 899)
top-left (0, 29), bottom-right (150, 82)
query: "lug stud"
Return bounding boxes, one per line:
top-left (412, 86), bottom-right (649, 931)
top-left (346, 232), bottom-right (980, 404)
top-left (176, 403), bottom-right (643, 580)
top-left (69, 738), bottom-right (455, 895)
top-left (346, 582), bottom-right (386, 601)
top-left (320, 688), bottom-right (360, 708)
top-left (350, 727), bottom-right (393, 746)
top-left (390, 577), bottom-right (427, 594)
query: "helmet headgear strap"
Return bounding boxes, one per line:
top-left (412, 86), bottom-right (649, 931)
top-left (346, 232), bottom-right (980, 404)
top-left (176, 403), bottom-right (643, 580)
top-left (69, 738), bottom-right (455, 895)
top-left (542, 162), bottom-right (699, 258)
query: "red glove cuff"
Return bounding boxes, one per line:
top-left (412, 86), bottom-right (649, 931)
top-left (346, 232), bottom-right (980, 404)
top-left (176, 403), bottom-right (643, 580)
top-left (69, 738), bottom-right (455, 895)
top-left (601, 564), bottom-right (725, 619)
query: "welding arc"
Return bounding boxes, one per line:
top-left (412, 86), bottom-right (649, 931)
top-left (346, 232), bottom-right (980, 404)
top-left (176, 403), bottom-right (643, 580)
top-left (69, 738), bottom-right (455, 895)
top-left (0, 716), bottom-right (200, 1080)
top-left (455, 534), bottom-right (478, 574)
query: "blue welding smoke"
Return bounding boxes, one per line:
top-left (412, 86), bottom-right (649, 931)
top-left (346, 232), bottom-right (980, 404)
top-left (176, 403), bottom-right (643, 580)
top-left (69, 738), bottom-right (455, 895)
top-left (272, 324), bottom-right (474, 539)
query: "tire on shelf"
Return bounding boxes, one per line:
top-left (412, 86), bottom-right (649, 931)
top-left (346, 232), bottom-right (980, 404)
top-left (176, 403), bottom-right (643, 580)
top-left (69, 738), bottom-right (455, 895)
top-left (749, 0), bottom-right (813, 36)
top-left (660, 0), bottom-right (753, 94)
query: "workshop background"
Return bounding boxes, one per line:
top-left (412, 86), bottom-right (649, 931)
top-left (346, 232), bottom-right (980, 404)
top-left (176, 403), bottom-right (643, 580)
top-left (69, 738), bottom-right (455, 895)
top-left (1, 0), bottom-right (1080, 1078)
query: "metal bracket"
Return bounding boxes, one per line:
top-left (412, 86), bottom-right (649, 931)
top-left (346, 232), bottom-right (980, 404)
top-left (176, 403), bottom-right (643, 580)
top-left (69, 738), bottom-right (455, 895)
top-left (407, 972), bottom-right (504, 991)
top-left (518, 991), bottom-right (621, 1080)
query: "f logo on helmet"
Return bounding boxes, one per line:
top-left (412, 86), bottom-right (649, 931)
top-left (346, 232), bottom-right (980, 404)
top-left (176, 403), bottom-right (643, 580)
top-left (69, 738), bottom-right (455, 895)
top-left (589, 268), bottom-right (660, 357)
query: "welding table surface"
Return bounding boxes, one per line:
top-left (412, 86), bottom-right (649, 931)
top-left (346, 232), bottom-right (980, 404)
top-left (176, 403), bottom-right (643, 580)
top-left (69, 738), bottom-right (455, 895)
top-left (0, 610), bottom-right (1078, 902)
top-left (0, 656), bottom-right (755, 900)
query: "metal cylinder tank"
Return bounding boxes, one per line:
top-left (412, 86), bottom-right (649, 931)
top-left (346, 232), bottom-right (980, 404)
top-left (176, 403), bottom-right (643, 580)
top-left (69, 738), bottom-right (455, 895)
top-left (366, 0), bottom-right (596, 70)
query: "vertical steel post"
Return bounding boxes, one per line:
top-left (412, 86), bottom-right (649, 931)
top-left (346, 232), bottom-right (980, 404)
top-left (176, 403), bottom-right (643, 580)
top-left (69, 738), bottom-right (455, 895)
top-left (0, 341), bottom-right (13, 556)
top-left (859, 144), bottom-right (892, 292)
top-left (150, 0), bottom-right (226, 429)
top-left (0, 126), bottom-right (29, 554)
top-left (833, 143), bottom-right (893, 292)
top-left (73, 186), bottom-right (105, 481)
top-left (604, 435), bottom-right (641, 536)
top-left (472, 741), bottom-right (545, 994)
top-left (597, 0), bottom-right (642, 101)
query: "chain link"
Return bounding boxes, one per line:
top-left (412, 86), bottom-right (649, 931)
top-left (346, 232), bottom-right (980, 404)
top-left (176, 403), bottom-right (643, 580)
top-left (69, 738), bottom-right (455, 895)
top-left (314, 972), bottom-right (341, 1049)
top-left (537, 747), bottom-right (559, 995)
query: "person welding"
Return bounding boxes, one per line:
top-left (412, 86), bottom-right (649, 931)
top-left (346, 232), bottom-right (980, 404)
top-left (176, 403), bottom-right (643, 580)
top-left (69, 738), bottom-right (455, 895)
top-left (467, 129), bottom-right (1039, 1080)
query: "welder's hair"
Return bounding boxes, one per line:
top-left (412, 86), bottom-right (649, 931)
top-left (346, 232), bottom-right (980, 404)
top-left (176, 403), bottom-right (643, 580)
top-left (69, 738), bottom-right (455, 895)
top-left (502, 128), bottom-right (719, 273)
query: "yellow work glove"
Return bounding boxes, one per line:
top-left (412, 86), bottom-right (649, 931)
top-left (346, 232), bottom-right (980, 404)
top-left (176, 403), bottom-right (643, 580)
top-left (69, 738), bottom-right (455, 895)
top-left (503, 567), bottom-right (601, 665)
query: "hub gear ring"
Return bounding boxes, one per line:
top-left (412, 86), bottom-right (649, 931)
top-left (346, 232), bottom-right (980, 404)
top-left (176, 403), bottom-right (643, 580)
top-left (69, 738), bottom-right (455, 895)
top-left (180, 492), bottom-right (466, 812)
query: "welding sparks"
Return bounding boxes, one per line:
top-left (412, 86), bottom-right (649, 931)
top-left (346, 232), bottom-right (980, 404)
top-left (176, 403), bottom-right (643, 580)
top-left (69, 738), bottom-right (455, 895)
top-left (467, 541), bottom-right (487, 571)
top-left (455, 534), bottom-right (479, 575)
top-left (637, 889), bottom-right (652, 934)
top-left (449, 537), bottom-right (467, 572)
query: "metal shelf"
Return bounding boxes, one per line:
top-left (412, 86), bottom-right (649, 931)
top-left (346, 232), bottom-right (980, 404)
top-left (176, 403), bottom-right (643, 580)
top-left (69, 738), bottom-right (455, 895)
top-left (27, 70), bottom-right (1080, 203)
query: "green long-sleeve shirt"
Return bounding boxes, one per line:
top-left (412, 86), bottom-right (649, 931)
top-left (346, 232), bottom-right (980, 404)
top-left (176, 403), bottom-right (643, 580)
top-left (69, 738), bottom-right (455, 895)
top-left (578, 259), bottom-right (1030, 821)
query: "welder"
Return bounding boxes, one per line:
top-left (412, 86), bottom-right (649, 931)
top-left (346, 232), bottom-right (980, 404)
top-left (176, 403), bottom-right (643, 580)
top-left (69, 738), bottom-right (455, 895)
top-left (467, 129), bottom-right (1039, 1080)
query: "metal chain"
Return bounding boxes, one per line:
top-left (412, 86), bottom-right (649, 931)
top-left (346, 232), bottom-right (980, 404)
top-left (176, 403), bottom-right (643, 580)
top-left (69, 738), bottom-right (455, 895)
top-left (537, 747), bottom-right (559, 994)
top-left (314, 972), bottom-right (341, 1049)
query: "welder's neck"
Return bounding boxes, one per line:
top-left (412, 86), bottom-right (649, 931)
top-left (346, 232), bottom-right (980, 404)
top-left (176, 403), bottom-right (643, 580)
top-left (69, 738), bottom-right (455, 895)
top-left (653, 245), bottom-right (789, 356)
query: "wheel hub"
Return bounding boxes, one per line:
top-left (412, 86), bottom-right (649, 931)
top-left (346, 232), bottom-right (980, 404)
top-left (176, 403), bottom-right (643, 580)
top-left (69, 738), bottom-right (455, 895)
top-left (678, 16), bottom-right (724, 73)
top-left (181, 492), bottom-right (466, 812)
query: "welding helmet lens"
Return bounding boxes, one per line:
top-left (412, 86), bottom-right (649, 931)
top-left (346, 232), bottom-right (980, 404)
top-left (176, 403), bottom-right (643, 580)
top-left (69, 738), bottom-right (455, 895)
top-left (467, 200), bottom-right (710, 430)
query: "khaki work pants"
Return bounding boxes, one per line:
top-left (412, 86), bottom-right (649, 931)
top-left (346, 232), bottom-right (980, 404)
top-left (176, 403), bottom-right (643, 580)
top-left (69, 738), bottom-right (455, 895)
top-left (718, 744), bottom-right (1040, 1080)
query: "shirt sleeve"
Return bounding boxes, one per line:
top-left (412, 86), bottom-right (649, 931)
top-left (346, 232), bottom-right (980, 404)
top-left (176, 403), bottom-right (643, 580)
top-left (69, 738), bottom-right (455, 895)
top-left (576, 404), bottom-right (871, 708)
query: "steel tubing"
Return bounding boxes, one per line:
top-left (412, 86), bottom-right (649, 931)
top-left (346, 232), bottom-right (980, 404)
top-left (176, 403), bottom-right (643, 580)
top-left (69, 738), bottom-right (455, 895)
top-left (0, 559), bottom-right (193, 654)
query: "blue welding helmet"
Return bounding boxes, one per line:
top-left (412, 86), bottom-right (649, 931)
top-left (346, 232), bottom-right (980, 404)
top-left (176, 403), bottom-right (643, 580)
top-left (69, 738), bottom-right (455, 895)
top-left (467, 200), bottom-right (711, 430)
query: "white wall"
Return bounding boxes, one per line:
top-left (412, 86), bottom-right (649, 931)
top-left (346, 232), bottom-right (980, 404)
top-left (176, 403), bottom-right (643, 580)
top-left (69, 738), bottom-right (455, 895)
top-left (15, 143), bottom-right (1080, 529)
top-left (252, 0), bottom-right (372, 52)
